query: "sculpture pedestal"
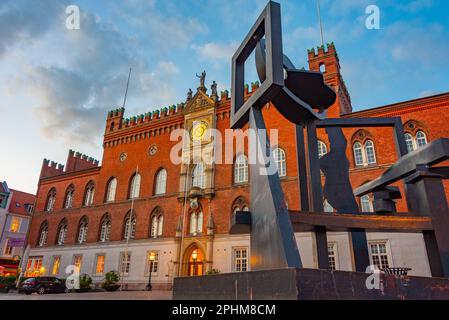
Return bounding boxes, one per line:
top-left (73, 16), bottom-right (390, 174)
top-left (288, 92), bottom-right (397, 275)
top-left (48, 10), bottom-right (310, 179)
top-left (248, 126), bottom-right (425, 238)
top-left (173, 268), bottom-right (449, 300)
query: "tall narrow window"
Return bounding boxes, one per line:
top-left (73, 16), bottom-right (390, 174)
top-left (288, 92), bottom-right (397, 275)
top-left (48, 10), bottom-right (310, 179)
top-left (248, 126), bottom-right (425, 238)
top-left (404, 133), bottom-right (414, 153)
top-left (73, 255), bottom-right (83, 273)
top-left (157, 215), bottom-right (164, 237)
top-left (57, 220), bottom-right (68, 246)
top-left (46, 189), bottom-right (56, 212)
top-left (129, 174), bottom-right (141, 199)
top-left (189, 211), bottom-right (203, 235)
top-left (84, 182), bottom-right (95, 206)
top-left (192, 163), bottom-right (205, 189)
top-left (369, 242), bottom-right (391, 270)
top-left (150, 208), bottom-right (164, 238)
top-left (3, 239), bottom-right (13, 256)
top-left (353, 142), bottom-right (364, 166)
top-left (99, 215), bottom-right (111, 242)
top-left (273, 148), bottom-right (287, 177)
top-left (77, 217), bottom-right (89, 244)
top-left (95, 255), bottom-right (105, 275)
top-left (328, 243), bottom-right (338, 271)
top-left (38, 222), bottom-right (48, 247)
top-left (9, 217), bottom-right (21, 233)
top-left (51, 256), bottom-right (61, 276)
top-left (120, 251), bottom-right (132, 275)
top-left (64, 185), bottom-right (75, 209)
top-left (317, 141), bottom-right (328, 158)
top-left (360, 195), bottom-right (373, 212)
top-left (234, 155), bottom-right (249, 184)
top-left (416, 131), bottom-right (427, 147)
top-left (124, 214), bottom-right (136, 240)
top-left (106, 178), bottom-right (117, 202)
top-left (365, 140), bottom-right (376, 164)
top-left (146, 251), bottom-right (159, 275)
top-left (233, 248), bottom-right (248, 272)
top-left (155, 169), bottom-right (167, 195)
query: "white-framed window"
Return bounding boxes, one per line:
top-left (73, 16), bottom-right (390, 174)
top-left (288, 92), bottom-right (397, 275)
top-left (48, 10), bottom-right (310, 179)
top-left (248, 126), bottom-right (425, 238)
top-left (150, 214), bottom-right (164, 238)
top-left (99, 217), bottom-right (111, 242)
top-left (155, 169), bottom-right (167, 195)
top-left (318, 141), bottom-right (328, 158)
top-left (328, 243), bottom-right (338, 271)
top-left (51, 256), bottom-right (61, 276)
top-left (25, 257), bottom-right (43, 277)
top-left (84, 184), bottom-right (95, 206)
top-left (129, 173), bottom-right (141, 199)
top-left (145, 251), bottom-right (159, 275)
top-left (360, 194), bottom-right (374, 212)
top-left (77, 218), bottom-right (88, 244)
top-left (353, 140), bottom-right (377, 166)
top-left (46, 190), bottom-right (56, 212)
top-left (189, 211), bottom-right (203, 235)
top-left (273, 148), bottom-right (287, 177)
top-left (73, 255), bottom-right (83, 273)
top-left (57, 223), bottom-right (67, 246)
top-left (369, 242), bottom-right (391, 270)
top-left (9, 217), bottom-right (21, 233)
top-left (124, 215), bottom-right (136, 240)
top-left (38, 223), bottom-right (48, 247)
top-left (233, 247), bottom-right (248, 272)
top-left (234, 154), bottom-right (249, 184)
top-left (3, 238), bottom-right (13, 256)
top-left (64, 186), bottom-right (75, 209)
top-left (405, 131), bottom-right (428, 153)
top-left (106, 178), bottom-right (117, 202)
top-left (94, 254), bottom-right (105, 275)
top-left (192, 163), bottom-right (206, 189)
top-left (119, 251), bottom-right (132, 275)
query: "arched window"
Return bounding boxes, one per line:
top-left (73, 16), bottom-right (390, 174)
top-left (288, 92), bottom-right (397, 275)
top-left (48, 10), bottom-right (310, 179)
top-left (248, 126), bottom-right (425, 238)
top-left (192, 163), bottom-right (205, 189)
top-left (84, 182), bottom-right (95, 207)
top-left (64, 185), bottom-right (75, 209)
top-left (150, 208), bottom-right (164, 238)
top-left (56, 220), bottom-right (68, 246)
top-left (273, 148), bottom-right (287, 177)
top-left (38, 221), bottom-right (48, 247)
top-left (360, 195), bottom-right (373, 212)
top-left (405, 133), bottom-right (414, 153)
top-left (353, 140), bottom-right (377, 166)
top-left (155, 169), bottom-right (167, 195)
top-left (77, 217), bottom-right (89, 244)
top-left (123, 213), bottom-right (136, 240)
top-left (416, 131), bottom-right (428, 147)
top-left (106, 178), bottom-right (117, 202)
top-left (242, 206), bottom-right (250, 212)
top-left (353, 142), bottom-right (364, 166)
top-left (99, 214), bottom-right (111, 242)
top-left (129, 173), bottom-right (141, 199)
top-left (319, 63), bottom-right (326, 73)
top-left (365, 140), bottom-right (376, 164)
top-left (189, 211), bottom-right (203, 235)
top-left (317, 141), bottom-right (327, 159)
top-left (234, 154), bottom-right (248, 184)
top-left (46, 188), bottom-right (56, 212)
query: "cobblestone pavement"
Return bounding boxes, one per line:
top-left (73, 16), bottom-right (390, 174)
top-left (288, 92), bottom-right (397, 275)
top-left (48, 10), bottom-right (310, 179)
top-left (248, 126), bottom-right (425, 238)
top-left (0, 290), bottom-right (172, 300)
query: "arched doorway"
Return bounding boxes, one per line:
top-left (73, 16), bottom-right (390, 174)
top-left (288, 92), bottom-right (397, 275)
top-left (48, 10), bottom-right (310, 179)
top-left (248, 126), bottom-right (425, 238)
top-left (184, 245), bottom-right (205, 276)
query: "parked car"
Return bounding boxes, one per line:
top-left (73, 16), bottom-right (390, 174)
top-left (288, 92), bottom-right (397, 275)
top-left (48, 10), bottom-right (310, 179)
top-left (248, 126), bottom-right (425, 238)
top-left (19, 277), bottom-right (68, 295)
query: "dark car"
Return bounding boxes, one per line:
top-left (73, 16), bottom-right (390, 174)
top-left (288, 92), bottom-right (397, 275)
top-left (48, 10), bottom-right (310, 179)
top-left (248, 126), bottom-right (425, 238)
top-left (19, 277), bottom-right (68, 295)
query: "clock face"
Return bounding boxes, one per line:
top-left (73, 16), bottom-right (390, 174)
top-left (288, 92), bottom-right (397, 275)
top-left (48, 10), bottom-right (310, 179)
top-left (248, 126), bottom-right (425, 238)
top-left (191, 121), bottom-right (209, 141)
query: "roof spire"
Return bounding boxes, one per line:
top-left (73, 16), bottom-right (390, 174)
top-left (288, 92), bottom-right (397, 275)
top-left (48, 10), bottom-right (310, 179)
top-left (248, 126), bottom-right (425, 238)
top-left (316, 0), bottom-right (325, 47)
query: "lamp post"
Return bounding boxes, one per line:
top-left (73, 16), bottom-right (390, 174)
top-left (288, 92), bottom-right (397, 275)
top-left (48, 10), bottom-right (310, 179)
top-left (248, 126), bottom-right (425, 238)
top-left (147, 252), bottom-right (156, 291)
top-left (192, 249), bottom-right (198, 276)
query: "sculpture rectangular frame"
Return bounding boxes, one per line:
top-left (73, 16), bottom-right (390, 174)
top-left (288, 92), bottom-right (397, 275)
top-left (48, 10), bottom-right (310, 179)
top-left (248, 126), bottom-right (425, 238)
top-left (230, 1), bottom-right (284, 129)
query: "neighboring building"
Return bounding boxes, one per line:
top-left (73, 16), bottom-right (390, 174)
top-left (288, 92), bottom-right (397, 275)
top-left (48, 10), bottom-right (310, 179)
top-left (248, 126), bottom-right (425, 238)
top-left (25, 43), bottom-right (448, 289)
top-left (0, 181), bottom-right (35, 276)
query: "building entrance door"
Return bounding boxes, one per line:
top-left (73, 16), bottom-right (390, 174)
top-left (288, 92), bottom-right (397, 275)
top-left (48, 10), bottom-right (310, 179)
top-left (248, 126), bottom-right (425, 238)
top-left (186, 247), bottom-right (204, 276)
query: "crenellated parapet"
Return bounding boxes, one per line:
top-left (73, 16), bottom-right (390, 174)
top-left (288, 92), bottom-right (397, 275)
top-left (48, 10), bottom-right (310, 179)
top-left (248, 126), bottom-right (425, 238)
top-left (65, 149), bottom-right (99, 173)
top-left (40, 159), bottom-right (65, 179)
top-left (307, 42), bottom-right (337, 60)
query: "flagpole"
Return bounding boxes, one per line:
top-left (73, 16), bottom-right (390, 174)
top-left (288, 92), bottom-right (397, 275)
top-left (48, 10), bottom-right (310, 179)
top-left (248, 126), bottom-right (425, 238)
top-left (316, 0), bottom-right (325, 46)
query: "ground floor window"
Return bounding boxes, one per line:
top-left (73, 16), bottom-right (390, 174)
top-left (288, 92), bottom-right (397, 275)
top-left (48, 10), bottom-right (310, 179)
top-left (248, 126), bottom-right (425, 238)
top-left (328, 243), bottom-right (338, 271)
top-left (369, 242), bottom-right (391, 270)
top-left (51, 256), bottom-right (61, 276)
top-left (73, 255), bottom-right (83, 273)
top-left (3, 238), bottom-right (13, 256)
top-left (120, 251), bottom-right (132, 276)
top-left (95, 254), bottom-right (105, 275)
top-left (25, 257), bottom-right (43, 277)
top-left (233, 247), bottom-right (248, 272)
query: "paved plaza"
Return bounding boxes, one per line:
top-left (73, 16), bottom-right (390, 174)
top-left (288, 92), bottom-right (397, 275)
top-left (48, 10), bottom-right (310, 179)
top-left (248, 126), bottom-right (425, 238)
top-left (0, 290), bottom-right (172, 300)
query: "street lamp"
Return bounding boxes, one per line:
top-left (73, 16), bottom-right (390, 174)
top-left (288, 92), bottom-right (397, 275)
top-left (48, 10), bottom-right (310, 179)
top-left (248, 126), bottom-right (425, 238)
top-left (146, 252), bottom-right (156, 291)
top-left (192, 249), bottom-right (198, 276)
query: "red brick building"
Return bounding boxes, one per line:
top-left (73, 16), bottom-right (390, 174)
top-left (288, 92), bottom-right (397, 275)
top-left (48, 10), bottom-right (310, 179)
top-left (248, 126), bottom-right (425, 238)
top-left (24, 43), bottom-right (449, 288)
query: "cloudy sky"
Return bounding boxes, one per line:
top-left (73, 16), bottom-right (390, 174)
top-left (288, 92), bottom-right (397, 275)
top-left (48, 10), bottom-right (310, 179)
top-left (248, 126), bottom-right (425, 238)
top-left (1, 0), bottom-right (448, 194)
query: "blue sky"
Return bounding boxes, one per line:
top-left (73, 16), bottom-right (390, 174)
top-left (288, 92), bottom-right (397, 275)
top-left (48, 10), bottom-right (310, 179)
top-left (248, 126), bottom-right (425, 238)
top-left (1, 0), bottom-right (449, 194)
